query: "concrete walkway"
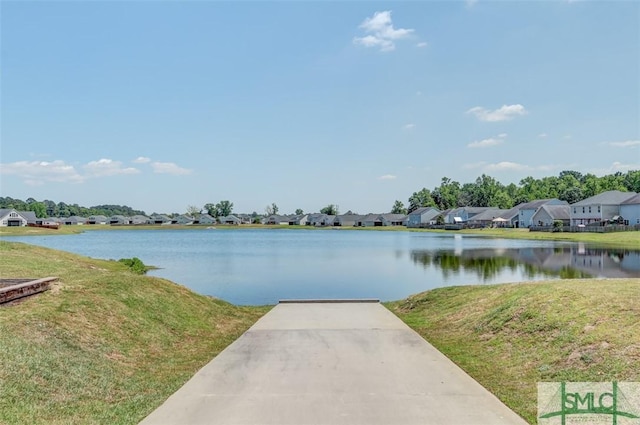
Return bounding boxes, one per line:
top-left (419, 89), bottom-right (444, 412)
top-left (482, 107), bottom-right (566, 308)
top-left (140, 301), bottom-right (528, 425)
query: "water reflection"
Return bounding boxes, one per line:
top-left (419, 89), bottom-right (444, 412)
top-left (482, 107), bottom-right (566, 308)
top-left (410, 245), bottom-right (640, 281)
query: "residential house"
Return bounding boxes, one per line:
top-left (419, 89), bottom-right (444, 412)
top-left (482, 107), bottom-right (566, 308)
top-left (357, 213), bottom-right (407, 227)
top-left (87, 215), bottom-right (108, 225)
top-left (0, 209), bottom-right (34, 227)
top-left (172, 215), bottom-right (195, 225)
top-left (530, 205), bottom-right (571, 227)
top-left (64, 216), bottom-right (87, 225)
top-left (620, 193), bottom-right (640, 226)
top-left (220, 215), bottom-right (242, 225)
top-left (237, 214), bottom-right (253, 224)
top-left (467, 208), bottom-right (508, 227)
top-left (518, 199), bottom-right (568, 228)
top-left (306, 213), bottom-right (333, 227)
top-left (380, 213), bottom-right (407, 226)
top-left (493, 205), bottom-right (522, 228)
top-left (445, 207), bottom-right (492, 225)
top-left (570, 190), bottom-right (637, 226)
top-left (333, 213), bottom-right (363, 227)
top-left (406, 207), bottom-right (440, 228)
top-left (288, 214), bottom-right (309, 226)
top-left (130, 215), bottom-right (151, 225)
top-left (150, 214), bottom-right (172, 225)
top-left (109, 215), bottom-right (130, 225)
top-left (196, 214), bottom-right (216, 225)
top-left (266, 214), bottom-right (291, 225)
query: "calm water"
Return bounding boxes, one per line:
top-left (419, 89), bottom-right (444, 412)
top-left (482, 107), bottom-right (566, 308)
top-left (4, 229), bottom-right (639, 305)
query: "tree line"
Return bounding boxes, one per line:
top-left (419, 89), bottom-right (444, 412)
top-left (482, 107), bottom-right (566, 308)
top-left (0, 197), bottom-right (147, 219)
top-left (3, 170), bottom-right (638, 219)
top-left (392, 170), bottom-right (640, 214)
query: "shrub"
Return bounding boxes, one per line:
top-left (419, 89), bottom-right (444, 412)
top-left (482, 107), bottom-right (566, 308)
top-left (118, 257), bottom-right (148, 274)
top-left (552, 220), bottom-right (564, 232)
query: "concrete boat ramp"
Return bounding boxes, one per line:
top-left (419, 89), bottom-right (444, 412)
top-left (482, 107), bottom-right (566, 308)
top-left (140, 300), bottom-right (528, 425)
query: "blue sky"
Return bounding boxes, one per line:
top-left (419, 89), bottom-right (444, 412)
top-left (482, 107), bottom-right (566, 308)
top-left (2, 1), bottom-right (638, 215)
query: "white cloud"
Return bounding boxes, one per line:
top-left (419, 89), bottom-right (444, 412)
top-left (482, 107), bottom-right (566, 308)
top-left (607, 140), bottom-right (640, 148)
top-left (133, 156), bottom-right (152, 163)
top-left (466, 0), bottom-right (478, 7)
top-left (0, 160), bottom-right (84, 185)
top-left (83, 158), bottom-right (140, 177)
top-left (466, 104), bottom-right (527, 122)
top-left (484, 161), bottom-right (533, 172)
top-left (416, 42), bottom-right (428, 48)
top-left (538, 133), bottom-right (548, 138)
top-left (468, 138), bottom-right (504, 148)
top-left (353, 11), bottom-right (415, 52)
top-left (610, 161), bottom-right (640, 171)
top-left (403, 123), bottom-right (416, 130)
top-left (472, 161), bottom-right (567, 173)
top-left (378, 174), bottom-right (397, 180)
top-left (468, 133), bottom-right (507, 148)
top-left (151, 161), bottom-right (192, 175)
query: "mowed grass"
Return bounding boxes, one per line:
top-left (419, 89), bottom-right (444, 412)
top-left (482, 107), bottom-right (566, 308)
top-left (0, 241), bottom-right (270, 425)
top-left (386, 279), bottom-right (640, 424)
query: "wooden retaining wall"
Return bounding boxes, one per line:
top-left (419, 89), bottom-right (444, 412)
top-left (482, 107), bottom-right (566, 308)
top-left (0, 277), bottom-right (58, 304)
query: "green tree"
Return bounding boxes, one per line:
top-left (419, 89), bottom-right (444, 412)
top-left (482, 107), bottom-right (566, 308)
top-left (432, 177), bottom-right (461, 210)
top-left (492, 191), bottom-right (513, 209)
top-left (295, 208), bottom-right (304, 215)
top-left (186, 205), bottom-right (201, 217)
top-left (265, 203), bottom-right (279, 216)
top-left (215, 200), bottom-right (233, 217)
top-left (623, 170), bottom-right (640, 192)
top-left (391, 200), bottom-right (407, 214)
top-left (320, 204), bottom-right (339, 215)
top-left (28, 202), bottom-right (47, 218)
top-left (582, 173), bottom-right (601, 198)
top-left (407, 188), bottom-right (435, 213)
top-left (204, 203), bottom-right (217, 217)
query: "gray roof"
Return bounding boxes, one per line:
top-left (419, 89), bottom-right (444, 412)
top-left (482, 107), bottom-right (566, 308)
top-left (0, 209), bottom-right (36, 222)
top-left (538, 205), bottom-right (571, 220)
top-left (518, 199), bottom-right (563, 210)
top-left (409, 207), bottom-right (438, 215)
top-left (380, 213), bottom-right (407, 221)
top-left (572, 191), bottom-right (637, 206)
top-left (498, 204), bottom-right (522, 220)
top-left (468, 208), bottom-right (507, 221)
top-left (621, 193), bottom-right (640, 205)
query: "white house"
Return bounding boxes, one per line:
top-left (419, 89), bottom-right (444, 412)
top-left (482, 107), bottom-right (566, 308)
top-left (569, 191), bottom-right (637, 226)
top-left (130, 215), bottom-right (151, 225)
top-left (87, 215), bottom-right (108, 225)
top-left (0, 209), bottom-right (34, 227)
top-left (64, 216), bottom-right (87, 225)
top-left (333, 213), bottom-right (363, 227)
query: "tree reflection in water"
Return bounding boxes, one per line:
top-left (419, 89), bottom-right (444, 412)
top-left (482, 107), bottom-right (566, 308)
top-left (410, 246), bottom-right (640, 281)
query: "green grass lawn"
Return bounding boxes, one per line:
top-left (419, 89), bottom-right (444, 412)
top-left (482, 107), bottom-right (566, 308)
top-left (386, 279), bottom-right (640, 424)
top-left (0, 241), bottom-right (270, 425)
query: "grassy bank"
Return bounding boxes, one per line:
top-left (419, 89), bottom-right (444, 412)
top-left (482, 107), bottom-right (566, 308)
top-left (0, 241), bottom-right (270, 425)
top-left (386, 279), bottom-right (640, 424)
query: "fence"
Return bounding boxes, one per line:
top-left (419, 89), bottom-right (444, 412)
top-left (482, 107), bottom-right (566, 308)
top-left (530, 224), bottom-right (640, 233)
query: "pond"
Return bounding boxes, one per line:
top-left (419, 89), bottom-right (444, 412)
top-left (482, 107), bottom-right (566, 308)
top-left (3, 228), bottom-right (639, 305)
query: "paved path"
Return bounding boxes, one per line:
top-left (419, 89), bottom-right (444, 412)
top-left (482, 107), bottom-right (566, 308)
top-left (140, 302), bottom-right (528, 425)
